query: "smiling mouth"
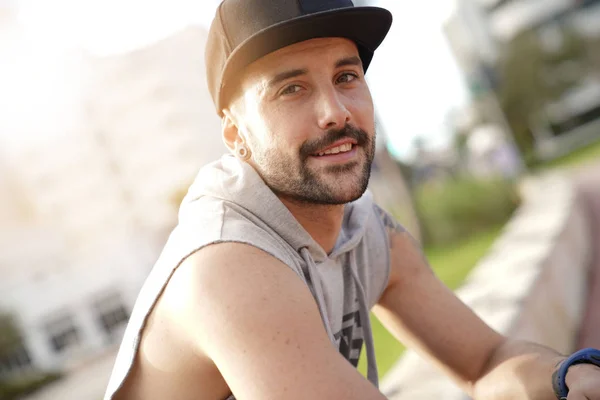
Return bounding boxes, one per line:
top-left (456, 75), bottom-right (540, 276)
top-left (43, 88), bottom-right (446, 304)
top-left (313, 142), bottom-right (355, 157)
top-left (312, 142), bottom-right (358, 158)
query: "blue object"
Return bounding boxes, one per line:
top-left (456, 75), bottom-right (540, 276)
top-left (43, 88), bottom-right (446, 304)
top-left (552, 347), bottom-right (600, 399)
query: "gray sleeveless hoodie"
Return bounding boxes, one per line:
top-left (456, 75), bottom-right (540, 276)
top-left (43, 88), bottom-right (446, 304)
top-left (104, 154), bottom-right (391, 399)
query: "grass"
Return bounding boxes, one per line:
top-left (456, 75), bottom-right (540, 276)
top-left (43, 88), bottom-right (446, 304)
top-left (539, 138), bottom-right (600, 171)
top-left (357, 224), bottom-right (505, 378)
top-left (0, 372), bottom-right (63, 400)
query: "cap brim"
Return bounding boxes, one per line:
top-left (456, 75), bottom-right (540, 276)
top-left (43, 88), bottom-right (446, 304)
top-left (218, 6), bottom-right (393, 110)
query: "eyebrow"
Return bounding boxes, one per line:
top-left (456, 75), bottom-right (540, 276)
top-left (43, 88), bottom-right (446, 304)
top-left (267, 68), bottom-right (308, 90)
top-left (335, 55), bottom-right (362, 69)
top-left (266, 55), bottom-right (363, 91)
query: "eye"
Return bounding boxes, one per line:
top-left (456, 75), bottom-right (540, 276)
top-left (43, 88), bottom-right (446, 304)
top-left (280, 84), bottom-right (303, 96)
top-left (336, 72), bottom-right (359, 84)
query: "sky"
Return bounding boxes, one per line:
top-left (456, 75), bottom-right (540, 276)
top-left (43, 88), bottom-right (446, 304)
top-left (9, 0), bottom-right (469, 161)
top-left (364, 0), bottom-right (469, 159)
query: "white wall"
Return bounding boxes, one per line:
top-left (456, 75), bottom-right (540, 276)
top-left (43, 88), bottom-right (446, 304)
top-left (85, 26), bottom-right (226, 234)
top-left (0, 25), bottom-right (227, 374)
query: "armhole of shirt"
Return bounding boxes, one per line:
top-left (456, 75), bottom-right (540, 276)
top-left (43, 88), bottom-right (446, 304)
top-left (372, 204), bottom-right (393, 303)
top-left (105, 202), bottom-right (303, 399)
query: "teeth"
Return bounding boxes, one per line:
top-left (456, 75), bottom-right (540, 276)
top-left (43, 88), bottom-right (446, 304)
top-left (317, 143), bottom-right (353, 156)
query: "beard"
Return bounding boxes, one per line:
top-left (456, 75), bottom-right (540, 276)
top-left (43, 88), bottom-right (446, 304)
top-left (251, 124), bottom-right (375, 205)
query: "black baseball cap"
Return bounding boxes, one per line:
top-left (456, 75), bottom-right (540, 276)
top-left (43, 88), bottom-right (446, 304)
top-left (205, 0), bottom-right (393, 116)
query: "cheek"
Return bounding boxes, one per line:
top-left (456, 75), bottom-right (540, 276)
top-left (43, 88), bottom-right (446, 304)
top-left (259, 109), bottom-right (309, 150)
top-left (243, 105), bottom-right (275, 149)
top-left (347, 89), bottom-right (375, 130)
top-left (267, 132), bottom-right (303, 156)
top-left (246, 122), bottom-right (294, 156)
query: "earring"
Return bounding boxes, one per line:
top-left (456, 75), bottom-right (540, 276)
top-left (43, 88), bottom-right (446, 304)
top-left (235, 142), bottom-right (251, 161)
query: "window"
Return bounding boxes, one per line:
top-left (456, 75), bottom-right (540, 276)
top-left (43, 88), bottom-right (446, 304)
top-left (45, 315), bottom-right (80, 354)
top-left (98, 304), bottom-right (129, 335)
top-left (93, 293), bottom-right (130, 337)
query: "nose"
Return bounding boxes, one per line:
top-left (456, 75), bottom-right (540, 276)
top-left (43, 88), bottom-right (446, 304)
top-left (316, 87), bottom-right (351, 130)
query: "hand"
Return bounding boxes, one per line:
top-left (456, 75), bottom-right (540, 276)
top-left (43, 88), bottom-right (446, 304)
top-left (565, 363), bottom-right (600, 399)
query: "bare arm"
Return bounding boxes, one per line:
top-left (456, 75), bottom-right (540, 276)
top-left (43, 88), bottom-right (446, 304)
top-left (374, 208), bottom-right (566, 399)
top-left (173, 242), bottom-right (387, 400)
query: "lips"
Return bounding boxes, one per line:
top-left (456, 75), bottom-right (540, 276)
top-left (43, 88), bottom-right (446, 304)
top-left (312, 139), bottom-right (358, 157)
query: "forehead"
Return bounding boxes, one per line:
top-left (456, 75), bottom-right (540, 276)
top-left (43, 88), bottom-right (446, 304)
top-left (242, 37), bottom-right (360, 82)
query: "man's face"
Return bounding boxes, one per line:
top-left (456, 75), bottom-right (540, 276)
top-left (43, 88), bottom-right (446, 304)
top-left (231, 37), bottom-right (376, 205)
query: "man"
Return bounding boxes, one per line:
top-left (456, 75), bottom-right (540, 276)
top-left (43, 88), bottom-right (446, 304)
top-left (105, 1), bottom-right (600, 399)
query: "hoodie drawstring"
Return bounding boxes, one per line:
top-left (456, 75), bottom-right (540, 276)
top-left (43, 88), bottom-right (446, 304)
top-left (300, 248), bottom-right (335, 343)
top-left (299, 247), bottom-right (379, 388)
top-left (348, 253), bottom-right (379, 388)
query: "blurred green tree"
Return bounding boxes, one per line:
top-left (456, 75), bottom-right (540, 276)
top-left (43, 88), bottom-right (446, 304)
top-left (0, 313), bottom-right (65, 399)
top-left (0, 313), bottom-right (21, 362)
top-left (496, 26), bottom-right (587, 165)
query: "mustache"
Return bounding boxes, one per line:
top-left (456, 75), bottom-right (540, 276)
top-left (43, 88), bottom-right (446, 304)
top-left (300, 125), bottom-right (370, 159)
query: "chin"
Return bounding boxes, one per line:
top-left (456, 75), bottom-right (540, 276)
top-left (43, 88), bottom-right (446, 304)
top-left (313, 177), bottom-right (370, 205)
top-left (330, 166), bottom-right (371, 202)
top-left (334, 186), bottom-right (368, 204)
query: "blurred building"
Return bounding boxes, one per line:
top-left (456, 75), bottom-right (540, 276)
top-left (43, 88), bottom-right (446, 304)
top-left (445, 0), bottom-right (600, 161)
top-left (483, 0), bottom-right (600, 43)
top-left (0, 153), bottom-right (32, 228)
top-left (411, 144), bottom-right (460, 186)
top-left (449, 0), bottom-right (600, 59)
top-left (83, 26), bottom-right (226, 240)
top-left (0, 21), bottom-right (225, 376)
top-left (370, 134), bottom-right (421, 240)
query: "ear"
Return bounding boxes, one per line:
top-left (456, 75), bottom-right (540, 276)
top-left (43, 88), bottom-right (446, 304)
top-left (221, 109), bottom-right (243, 153)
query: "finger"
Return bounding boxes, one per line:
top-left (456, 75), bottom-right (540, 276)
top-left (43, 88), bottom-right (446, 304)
top-left (566, 391), bottom-right (589, 400)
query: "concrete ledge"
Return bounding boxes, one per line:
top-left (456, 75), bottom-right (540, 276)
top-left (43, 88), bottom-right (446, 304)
top-left (381, 172), bottom-right (594, 399)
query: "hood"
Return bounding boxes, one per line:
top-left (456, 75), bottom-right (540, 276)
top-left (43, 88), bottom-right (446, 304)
top-left (181, 154), bottom-right (374, 261)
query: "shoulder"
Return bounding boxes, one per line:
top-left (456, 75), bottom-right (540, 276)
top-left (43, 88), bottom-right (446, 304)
top-left (172, 196), bottom-right (299, 273)
top-left (162, 242), bottom-right (387, 399)
top-left (370, 204), bottom-right (432, 291)
top-left (163, 242), bottom-right (306, 347)
top-left (174, 241), bottom-right (301, 304)
top-left (372, 203), bottom-right (407, 241)
top-left (371, 203), bottom-right (422, 256)
top-left (354, 204), bottom-right (414, 304)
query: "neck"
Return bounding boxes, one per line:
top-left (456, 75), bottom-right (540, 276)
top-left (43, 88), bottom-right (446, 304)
top-left (279, 196), bottom-right (345, 254)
